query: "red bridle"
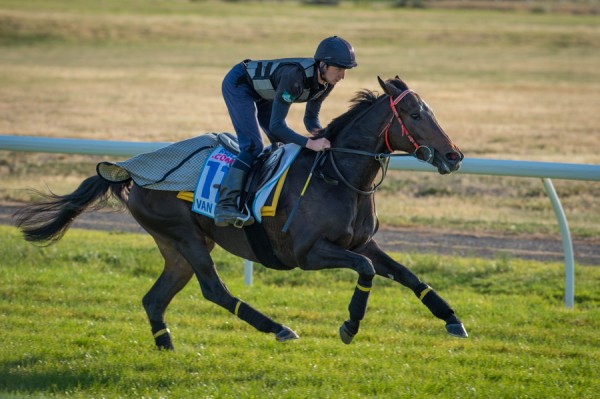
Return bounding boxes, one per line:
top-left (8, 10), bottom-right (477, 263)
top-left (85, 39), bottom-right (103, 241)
top-left (381, 89), bottom-right (421, 153)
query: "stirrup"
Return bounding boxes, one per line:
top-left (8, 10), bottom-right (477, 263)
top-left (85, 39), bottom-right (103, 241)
top-left (233, 214), bottom-right (253, 228)
top-left (232, 204), bottom-right (254, 228)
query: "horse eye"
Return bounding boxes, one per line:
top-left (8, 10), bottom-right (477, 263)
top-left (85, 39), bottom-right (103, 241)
top-left (410, 113), bottom-right (421, 120)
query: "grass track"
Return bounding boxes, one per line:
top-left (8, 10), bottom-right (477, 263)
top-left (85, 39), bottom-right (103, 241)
top-left (1, 225), bottom-right (599, 398)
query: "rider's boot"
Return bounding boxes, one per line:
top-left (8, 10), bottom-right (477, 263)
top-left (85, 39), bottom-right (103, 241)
top-left (214, 166), bottom-right (254, 228)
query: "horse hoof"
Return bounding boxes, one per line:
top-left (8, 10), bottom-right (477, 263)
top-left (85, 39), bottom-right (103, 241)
top-left (154, 331), bottom-right (175, 350)
top-left (446, 323), bottom-right (468, 338)
top-left (276, 326), bottom-right (299, 342)
top-left (339, 323), bottom-right (355, 345)
top-left (155, 339), bottom-right (175, 350)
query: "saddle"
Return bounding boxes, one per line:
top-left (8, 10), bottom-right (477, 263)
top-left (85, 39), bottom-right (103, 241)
top-left (217, 133), bottom-right (287, 217)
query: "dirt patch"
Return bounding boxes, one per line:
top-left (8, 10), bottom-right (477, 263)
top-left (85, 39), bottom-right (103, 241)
top-left (2, 202), bottom-right (598, 266)
top-left (374, 225), bottom-right (600, 266)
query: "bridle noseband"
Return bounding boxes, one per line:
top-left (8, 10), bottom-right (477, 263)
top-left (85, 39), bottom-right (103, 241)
top-left (382, 89), bottom-right (433, 163)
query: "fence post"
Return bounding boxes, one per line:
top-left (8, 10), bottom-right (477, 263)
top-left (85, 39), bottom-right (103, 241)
top-left (244, 259), bottom-right (253, 286)
top-left (542, 178), bottom-right (574, 308)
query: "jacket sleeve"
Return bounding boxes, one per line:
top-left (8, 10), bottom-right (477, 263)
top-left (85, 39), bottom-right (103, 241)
top-left (269, 99), bottom-right (309, 147)
top-left (304, 86), bottom-right (333, 133)
top-left (268, 67), bottom-right (310, 147)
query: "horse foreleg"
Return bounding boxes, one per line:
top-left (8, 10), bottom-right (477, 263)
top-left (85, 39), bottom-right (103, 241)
top-left (358, 240), bottom-right (468, 338)
top-left (176, 241), bottom-right (299, 343)
top-left (303, 240), bottom-right (377, 344)
top-left (143, 241), bottom-right (195, 350)
top-left (339, 273), bottom-right (373, 344)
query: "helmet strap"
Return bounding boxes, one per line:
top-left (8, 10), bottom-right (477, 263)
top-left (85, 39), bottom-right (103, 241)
top-left (317, 62), bottom-right (328, 84)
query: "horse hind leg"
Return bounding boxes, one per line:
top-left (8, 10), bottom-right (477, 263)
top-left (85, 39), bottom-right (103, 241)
top-left (142, 240), bottom-right (195, 350)
top-left (129, 186), bottom-right (297, 345)
top-left (168, 233), bottom-right (298, 343)
top-left (190, 251), bottom-right (299, 343)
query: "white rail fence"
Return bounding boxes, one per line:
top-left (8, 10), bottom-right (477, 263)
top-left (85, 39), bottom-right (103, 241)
top-left (2, 135), bottom-right (600, 308)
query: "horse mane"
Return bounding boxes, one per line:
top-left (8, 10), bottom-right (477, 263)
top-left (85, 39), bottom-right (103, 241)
top-left (316, 89), bottom-right (380, 140)
top-left (316, 78), bottom-right (409, 140)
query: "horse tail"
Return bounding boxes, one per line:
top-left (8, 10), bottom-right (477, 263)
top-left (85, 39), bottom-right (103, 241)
top-left (13, 176), bottom-right (131, 245)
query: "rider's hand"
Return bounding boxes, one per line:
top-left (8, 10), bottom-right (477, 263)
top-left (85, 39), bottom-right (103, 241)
top-left (306, 138), bottom-right (331, 152)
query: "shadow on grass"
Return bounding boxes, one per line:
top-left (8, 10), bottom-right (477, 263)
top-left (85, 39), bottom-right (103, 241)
top-left (0, 357), bottom-right (114, 394)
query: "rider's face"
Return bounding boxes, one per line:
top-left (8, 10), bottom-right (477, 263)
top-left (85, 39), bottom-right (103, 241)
top-left (321, 65), bottom-right (347, 85)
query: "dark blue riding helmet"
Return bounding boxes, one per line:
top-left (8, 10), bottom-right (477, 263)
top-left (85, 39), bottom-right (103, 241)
top-left (314, 36), bottom-right (357, 69)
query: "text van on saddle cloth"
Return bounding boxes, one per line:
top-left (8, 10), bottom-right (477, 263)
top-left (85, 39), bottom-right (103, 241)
top-left (96, 133), bottom-right (301, 222)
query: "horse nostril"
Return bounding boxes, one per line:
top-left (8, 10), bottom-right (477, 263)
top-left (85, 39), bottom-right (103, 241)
top-left (446, 152), bottom-right (460, 162)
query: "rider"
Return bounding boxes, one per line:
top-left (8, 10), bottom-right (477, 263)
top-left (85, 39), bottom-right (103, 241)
top-left (214, 36), bottom-right (358, 227)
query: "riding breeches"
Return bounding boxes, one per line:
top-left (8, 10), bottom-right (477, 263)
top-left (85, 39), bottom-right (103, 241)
top-left (222, 62), bottom-right (275, 159)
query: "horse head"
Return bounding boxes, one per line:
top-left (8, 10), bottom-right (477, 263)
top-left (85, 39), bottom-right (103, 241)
top-left (378, 76), bottom-right (463, 174)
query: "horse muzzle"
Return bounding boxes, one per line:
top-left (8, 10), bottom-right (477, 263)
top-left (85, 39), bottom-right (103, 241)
top-left (429, 149), bottom-right (463, 175)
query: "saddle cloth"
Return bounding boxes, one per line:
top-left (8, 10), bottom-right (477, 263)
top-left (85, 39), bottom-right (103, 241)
top-left (97, 133), bottom-right (301, 222)
top-left (97, 134), bottom-right (219, 191)
top-left (180, 143), bottom-right (301, 223)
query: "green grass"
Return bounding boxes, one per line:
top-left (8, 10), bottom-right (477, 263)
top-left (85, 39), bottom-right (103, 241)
top-left (1, 225), bottom-right (599, 398)
top-left (1, 6), bottom-right (599, 395)
top-left (1, 4), bottom-right (598, 397)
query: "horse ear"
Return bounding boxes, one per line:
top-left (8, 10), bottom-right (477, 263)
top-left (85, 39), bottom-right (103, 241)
top-left (395, 75), bottom-right (409, 90)
top-left (378, 76), bottom-right (400, 97)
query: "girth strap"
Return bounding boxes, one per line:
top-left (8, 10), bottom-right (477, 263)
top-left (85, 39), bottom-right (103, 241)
top-left (242, 222), bottom-right (289, 270)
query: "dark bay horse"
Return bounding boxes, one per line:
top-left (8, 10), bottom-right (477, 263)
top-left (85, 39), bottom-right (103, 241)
top-left (15, 77), bottom-right (467, 349)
